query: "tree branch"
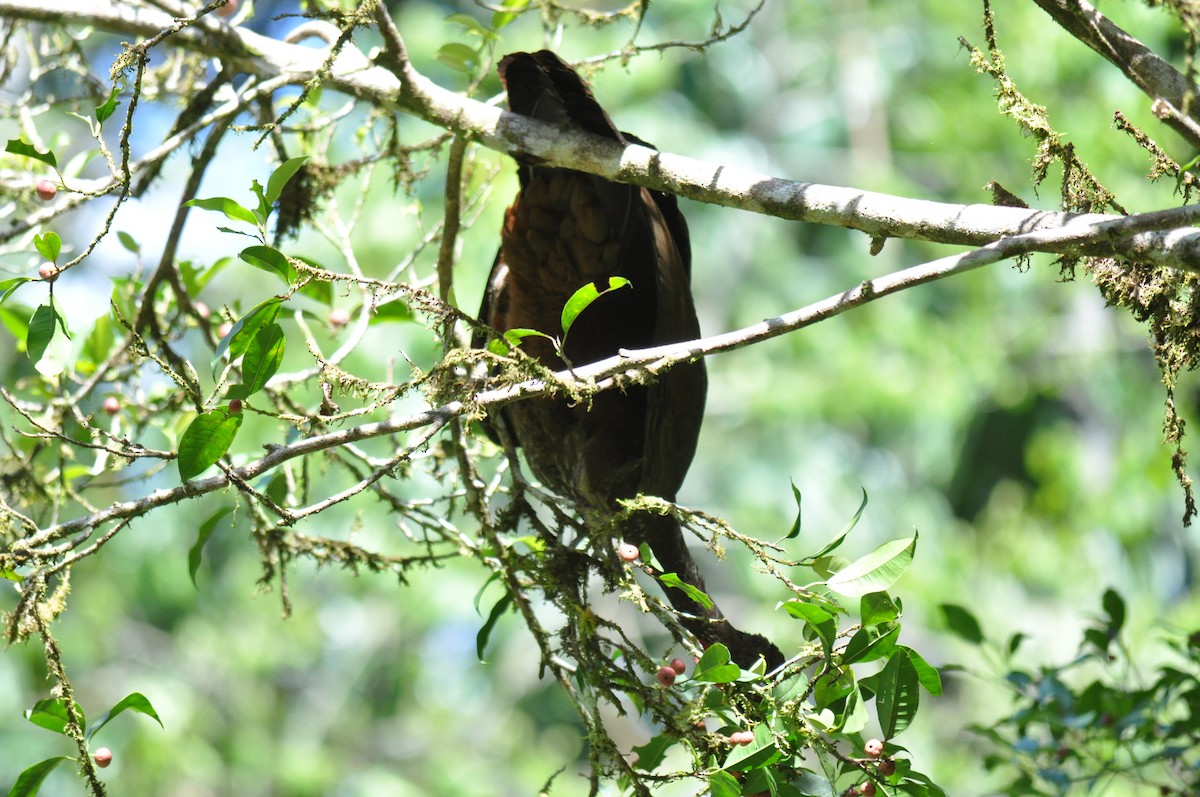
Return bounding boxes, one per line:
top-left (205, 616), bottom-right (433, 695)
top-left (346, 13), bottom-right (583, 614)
top-left (3, 0), bottom-right (1200, 269)
top-left (12, 200), bottom-right (1196, 552)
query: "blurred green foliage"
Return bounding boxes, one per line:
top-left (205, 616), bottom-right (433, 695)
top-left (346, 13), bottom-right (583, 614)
top-left (1, 0), bottom-right (1198, 795)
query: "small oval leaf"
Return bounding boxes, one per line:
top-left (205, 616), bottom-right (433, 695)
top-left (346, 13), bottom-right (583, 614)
top-left (826, 533), bottom-right (917, 598)
top-left (177, 407), bottom-right (243, 481)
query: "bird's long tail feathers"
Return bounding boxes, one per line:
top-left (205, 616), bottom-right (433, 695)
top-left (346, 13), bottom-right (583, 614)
top-left (634, 512), bottom-right (784, 671)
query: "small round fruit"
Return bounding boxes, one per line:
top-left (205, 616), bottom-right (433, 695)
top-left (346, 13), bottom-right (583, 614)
top-left (194, 301), bottom-right (211, 320)
top-left (329, 307), bottom-right (351, 327)
top-left (859, 783), bottom-right (876, 796)
top-left (228, 399), bottom-right (243, 414)
top-left (670, 657), bottom-right (686, 675)
top-left (864, 738), bottom-right (884, 758)
top-left (617, 542), bottom-right (639, 562)
top-left (729, 730), bottom-right (754, 746)
top-left (36, 179), bottom-right (56, 201)
top-left (102, 396), bottom-right (120, 415)
top-left (38, 262), bottom-right (59, 282)
top-left (93, 747), bottom-right (113, 768)
top-left (217, 321), bottom-right (233, 338)
top-left (655, 666), bottom-right (676, 687)
top-left (216, 0), bottom-right (237, 17)
top-left (876, 759), bottom-right (895, 777)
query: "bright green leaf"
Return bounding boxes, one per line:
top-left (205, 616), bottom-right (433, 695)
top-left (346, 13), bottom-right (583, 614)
top-left (899, 645), bottom-right (942, 696)
top-left (843, 622), bottom-right (900, 665)
top-left (784, 480), bottom-right (802, 539)
top-left (826, 532), bottom-right (917, 598)
top-left (370, 299), bottom-right (414, 324)
top-left (265, 156), bottom-right (309, 205)
top-left (86, 692), bottom-right (163, 741)
top-left (706, 770), bottom-right (741, 797)
top-left (692, 643), bottom-right (741, 683)
top-left (240, 323), bottom-right (285, 396)
top-left (25, 698), bottom-right (83, 735)
top-left (95, 91), bottom-right (120, 124)
top-left (26, 303), bottom-right (57, 364)
top-left (658, 572), bottom-right (714, 610)
top-left (5, 139), bottom-right (57, 169)
top-left (560, 277), bottom-right (630, 338)
top-left (804, 487), bottom-right (867, 561)
top-left (177, 407), bottom-right (243, 481)
top-left (875, 648), bottom-right (921, 738)
top-left (435, 42), bottom-right (480, 74)
top-left (861, 591), bottom-right (901, 625)
top-left (116, 230), bottom-right (139, 253)
top-left (7, 756), bottom-right (72, 797)
top-left (33, 232), bottom-right (61, 263)
top-left (0, 277), bottom-right (31, 304)
top-left (212, 297), bottom-right (283, 372)
top-left (186, 196), bottom-right (260, 227)
top-left (239, 245), bottom-right (296, 287)
top-left (486, 327), bottom-right (552, 356)
top-left (189, 506), bottom-right (234, 587)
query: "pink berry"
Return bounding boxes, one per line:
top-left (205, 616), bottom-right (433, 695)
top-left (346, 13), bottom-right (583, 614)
top-left (194, 301), bottom-right (211, 320)
top-left (329, 307), bottom-right (351, 327)
top-left (216, 0), bottom-right (237, 17)
top-left (864, 738), bottom-right (884, 758)
top-left (38, 262), bottom-right (59, 282)
top-left (228, 399), bottom-right (243, 414)
top-left (217, 321), bottom-right (233, 338)
top-left (655, 666), bottom-right (676, 687)
top-left (617, 542), bottom-right (639, 562)
top-left (102, 396), bottom-right (120, 415)
top-left (36, 179), bottom-right (56, 201)
top-left (729, 730), bottom-right (754, 746)
top-left (859, 783), bottom-right (876, 796)
top-left (93, 747), bottom-right (112, 768)
top-left (670, 658), bottom-right (686, 675)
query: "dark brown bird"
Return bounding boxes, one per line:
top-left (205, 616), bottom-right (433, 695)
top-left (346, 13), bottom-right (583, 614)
top-left (477, 51), bottom-right (782, 671)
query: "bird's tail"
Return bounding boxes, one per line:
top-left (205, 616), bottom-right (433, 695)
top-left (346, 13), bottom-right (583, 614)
top-left (632, 511), bottom-right (784, 671)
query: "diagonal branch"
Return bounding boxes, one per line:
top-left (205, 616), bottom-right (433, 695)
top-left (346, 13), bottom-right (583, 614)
top-left (11, 200), bottom-right (1197, 553)
top-left (1031, 0), bottom-right (1200, 150)
top-left (3, 0), bottom-right (1200, 269)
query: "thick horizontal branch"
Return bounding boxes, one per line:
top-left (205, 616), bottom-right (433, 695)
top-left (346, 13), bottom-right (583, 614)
top-left (14, 202), bottom-right (1192, 550)
top-left (3, 0), bottom-right (1200, 269)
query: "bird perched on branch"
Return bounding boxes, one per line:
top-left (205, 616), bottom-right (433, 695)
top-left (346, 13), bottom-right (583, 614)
top-left (477, 50), bottom-right (782, 671)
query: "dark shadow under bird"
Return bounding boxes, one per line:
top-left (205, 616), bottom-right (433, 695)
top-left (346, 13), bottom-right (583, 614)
top-left (476, 50), bottom-right (782, 671)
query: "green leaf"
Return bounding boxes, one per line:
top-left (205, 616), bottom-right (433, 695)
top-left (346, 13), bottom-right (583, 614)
top-left (560, 277), bottom-right (630, 338)
top-left (86, 692), bottom-right (163, 740)
top-left (491, 0), bottom-right (531, 30)
top-left (25, 698), bottom-right (84, 735)
top-left (658, 572), bottom-right (714, 610)
top-left (475, 591), bottom-right (513, 662)
top-left (5, 139), bottom-right (57, 169)
top-left (875, 649), bottom-right (921, 738)
top-left (692, 643), bottom-right (740, 683)
top-left (791, 773), bottom-right (836, 797)
top-left (860, 592), bottom-right (901, 625)
top-left (186, 196), bottom-right (260, 227)
top-left (804, 487), bottom-right (867, 561)
top-left (446, 12), bottom-right (494, 39)
top-left (95, 90), bottom-right (120, 124)
top-left (7, 757), bottom-right (72, 797)
top-left (80, 313), bottom-right (115, 373)
top-left (843, 622), bottom-right (900, 665)
top-left (1101, 587), bottom-right (1125, 639)
top-left (486, 327), bottom-right (552, 356)
top-left (781, 599), bottom-right (836, 658)
top-left (826, 532), bottom-right (917, 598)
top-left (435, 42), bottom-right (480, 74)
top-left (723, 723), bottom-right (783, 772)
top-left (784, 480), bottom-right (803, 539)
top-left (706, 770), bottom-right (741, 797)
top-left (632, 733), bottom-right (677, 773)
top-left (239, 245), bottom-right (296, 287)
top-left (265, 156), bottom-right (308, 205)
top-left (26, 303), bottom-right (57, 364)
top-left (239, 323), bottom-right (285, 396)
top-left (939, 603), bottom-right (984, 645)
top-left (899, 645), bottom-right (942, 696)
top-left (0, 277), bottom-right (31, 304)
top-left (189, 506), bottom-right (234, 587)
top-left (212, 297), bottom-right (283, 372)
top-left (33, 232), bottom-right (61, 263)
top-left (177, 407), bottom-right (243, 481)
top-left (116, 230), bottom-right (139, 253)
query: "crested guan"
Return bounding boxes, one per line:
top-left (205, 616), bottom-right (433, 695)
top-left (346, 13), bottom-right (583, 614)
top-left (477, 50), bottom-right (782, 671)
